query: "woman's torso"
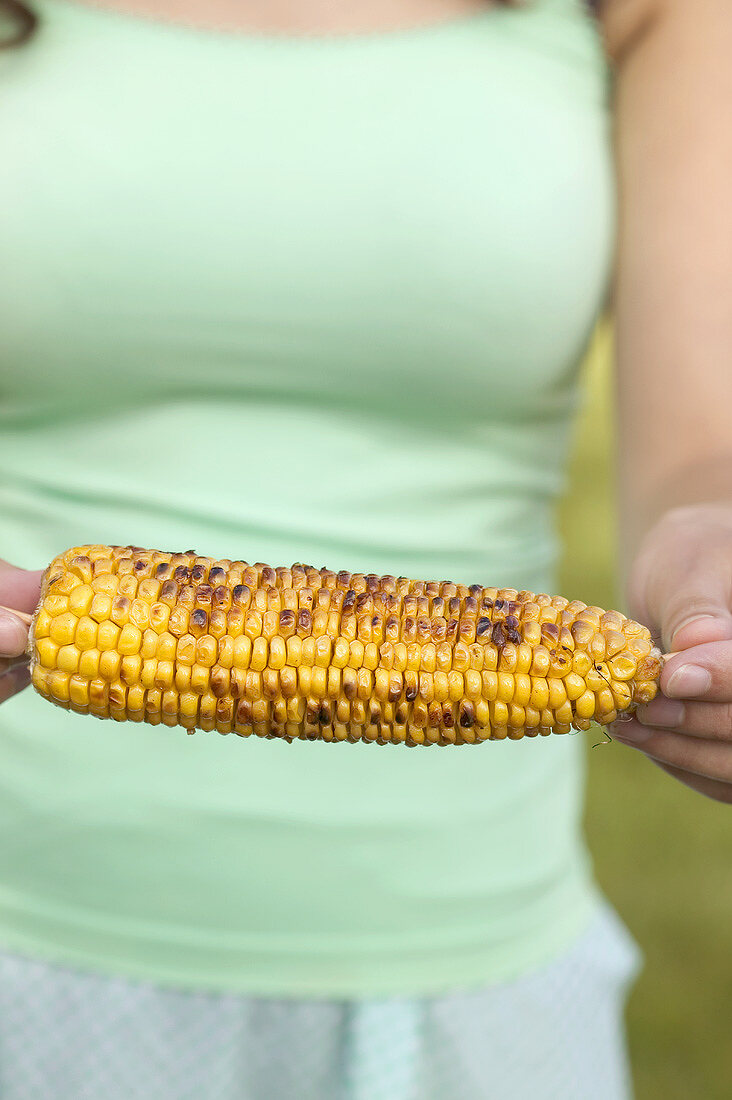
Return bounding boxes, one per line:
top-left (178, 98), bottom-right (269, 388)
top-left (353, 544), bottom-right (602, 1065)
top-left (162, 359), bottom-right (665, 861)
top-left (0, 0), bottom-right (613, 994)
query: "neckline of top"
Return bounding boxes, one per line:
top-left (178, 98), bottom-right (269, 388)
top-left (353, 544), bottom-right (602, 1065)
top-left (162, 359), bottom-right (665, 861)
top-left (38, 0), bottom-right (507, 46)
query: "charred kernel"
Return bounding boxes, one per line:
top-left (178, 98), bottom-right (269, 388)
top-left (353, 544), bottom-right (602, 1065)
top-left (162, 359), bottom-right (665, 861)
top-left (459, 702), bottom-right (475, 728)
top-left (476, 616), bottom-right (492, 638)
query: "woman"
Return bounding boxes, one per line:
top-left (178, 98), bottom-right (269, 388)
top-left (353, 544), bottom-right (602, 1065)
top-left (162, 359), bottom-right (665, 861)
top-left (0, 1), bottom-right (730, 1097)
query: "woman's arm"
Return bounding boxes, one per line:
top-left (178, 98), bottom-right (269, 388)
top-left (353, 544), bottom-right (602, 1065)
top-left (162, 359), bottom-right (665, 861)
top-left (602, 0), bottom-right (732, 800)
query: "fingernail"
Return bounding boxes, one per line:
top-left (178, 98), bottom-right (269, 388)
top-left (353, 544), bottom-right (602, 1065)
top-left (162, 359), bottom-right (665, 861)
top-left (666, 664), bottom-right (712, 699)
top-left (0, 612), bottom-right (28, 658)
top-left (637, 698), bottom-right (685, 728)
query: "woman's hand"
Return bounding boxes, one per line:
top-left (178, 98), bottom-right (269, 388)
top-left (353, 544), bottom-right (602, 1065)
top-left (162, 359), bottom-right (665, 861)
top-left (612, 504), bottom-right (732, 803)
top-left (0, 560), bottom-right (43, 706)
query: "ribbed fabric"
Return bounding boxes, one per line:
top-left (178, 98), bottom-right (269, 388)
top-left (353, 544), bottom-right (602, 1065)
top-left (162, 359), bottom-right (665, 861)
top-left (0, 0), bottom-right (613, 995)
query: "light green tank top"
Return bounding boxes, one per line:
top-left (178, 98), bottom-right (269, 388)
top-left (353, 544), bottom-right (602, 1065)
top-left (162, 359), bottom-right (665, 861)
top-left (0, 0), bottom-right (612, 995)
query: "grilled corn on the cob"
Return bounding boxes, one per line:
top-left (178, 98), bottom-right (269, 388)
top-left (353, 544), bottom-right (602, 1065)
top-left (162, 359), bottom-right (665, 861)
top-left (28, 545), bottom-right (663, 745)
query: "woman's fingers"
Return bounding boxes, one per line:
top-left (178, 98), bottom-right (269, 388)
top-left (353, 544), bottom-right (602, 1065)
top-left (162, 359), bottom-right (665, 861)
top-left (612, 718), bottom-right (732, 783)
top-left (0, 654), bottom-right (30, 677)
top-left (0, 662), bottom-right (31, 705)
top-left (0, 561), bottom-right (43, 614)
top-left (636, 696), bottom-right (732, 741)
top-left (0, 560), bottom-right (43, 658)
top-left (651, 760), bottom-right (732, 805)
top-left (0, 609), bottom-right (31, 658)
top-left (661, 640), bottom-right (732, 703)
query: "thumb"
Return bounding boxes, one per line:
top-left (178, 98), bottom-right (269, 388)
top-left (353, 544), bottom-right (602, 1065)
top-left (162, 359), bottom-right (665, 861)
top-left (0, 559), bottom-right (44, 614)
top-left (655, 571), bottom-right (732, 654)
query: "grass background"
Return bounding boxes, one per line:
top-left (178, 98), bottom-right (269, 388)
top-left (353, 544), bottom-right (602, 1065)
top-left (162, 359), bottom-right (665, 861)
top-left (558, 324), bottom-right (732, 1100)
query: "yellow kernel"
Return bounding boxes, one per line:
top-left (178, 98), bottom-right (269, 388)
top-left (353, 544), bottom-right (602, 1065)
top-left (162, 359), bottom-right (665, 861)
top-left (482, 644), bottom-right (498, 672)
top-left (92, 573), bottom-right (118, 597)
top-left (141, 660), bottom-right (157, 689)
top-left (54, 573), bottom-right (81, 596)
top-left (214, 636), bottom-right (233, 669)
top-left (157, 631), bottom-right (177, 662)
top-left (121, 654), bottom-right (142, 685)
top-left (498, 644), bottom-right (518, 673)
top-left (465, 670), bottom-right (482, 699)
top-left (49, 612), bottom-right (78, 646)
top-left (608, 654), bottom-right (637, 681)
top-left (564, 671), bottom-right (586, 701)
top-left (250, 636), bottom-right (268, 672)
top-left (448, 670), bottom-right (464, 702)
top-left (529, 645), bottom-right (550, 678)
top-left (575, 690), bottom-right (596, 720)
top-left (154, 661), bottom-right (175, 689)
top-left (149, 602), bottom-right (171, 633)
top-left (433, 671), bottom-right (449, 703)
top-left (97, 621), bottom-right (120, 651)
top-left (89, 594), bottom-right (113, 623)
top-left (99, 649), bottom-right (122, 681)
top-left (453, 642), bottom-right (470, 673)
top-left (33, 609), bottom-right (52, 639)
top-left (546, 678), bottom-right (567, 709)
top-left (36, 638), bottom-right (59, 669)
top-left (529, 678), bottom-right (550, 710)
top-left (420, 643), bottom-right (436, 673)
top-left (69, 675), bottom-right (90, 707)
top-left (127, 683), bottom-right (145, 712)
top-left (78, 648), bottom-right (100, 678)
top-left (596, 687), bottom-right (616, 716)
top-left (513, 673), bottom-right (532, 707)
top-left (267, 636), bottom-right (286, 670)
top-left (48, 670), bottom-right (70, 703)
top-left (168, 606), bottom-right (190, 637)
top-left (129, 600), bottom-right (151, 630)
top-left (516, 644), bottom-right (533, 675)
top-left (180, 692), bottom-right (199, 720)
top-left (497, 672), bottom-right (515, 704)
top-left (244, 610), bottom-right (262, 639)
top-left (604, 630), bottom-right (627, 658)
top-left (44, 592), bottom-right (69, 617)
top-left (298, 666), bottom-right (312, 695)
top-left (491, 700), bottom-right (509, 727)
top-left (327, 666), bottom-right (342, 699)
top-left (611, 681), bottom-right (632, 711)
top-left (191, 664), bottom-right (210, 694)
top-left (137, 578), bottom-right (160, 603)
top-left (232, 635), bottom-right (252, 669)
top-left (481, 670), bottom-right (498, 701)
top-left (175, 664), bottom-right (192, 693)
top-left (117, 624), bottom-right (142, 656)
top-left (572, 651), bottom-right (592, 677)
top-left (508, 704), bottom-right (525, 729)
top-left (554, 699), bottom-right (574, 725)
top-left (348, 641), bottom-right (365, 669)
top-left (312, 666), bottom-right (327, 697)
top-left (363, 642), bottom-right (379, 671)
top-left (634, 680), bottom-right (658, 706)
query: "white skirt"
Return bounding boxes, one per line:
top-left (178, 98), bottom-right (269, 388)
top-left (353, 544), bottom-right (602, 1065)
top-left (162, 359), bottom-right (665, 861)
top-left (0, 901), bottom-right (641, 1100)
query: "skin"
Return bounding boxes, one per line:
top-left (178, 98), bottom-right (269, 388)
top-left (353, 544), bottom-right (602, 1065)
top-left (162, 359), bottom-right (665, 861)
top-left (2, 0), bottom-right (732, 803)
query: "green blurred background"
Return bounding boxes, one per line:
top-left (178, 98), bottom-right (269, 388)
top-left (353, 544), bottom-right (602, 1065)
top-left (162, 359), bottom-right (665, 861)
top-left (558, 323), bottom-right (732, 1100)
